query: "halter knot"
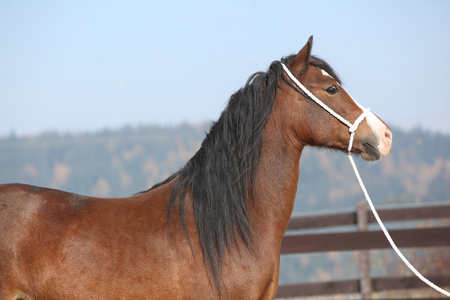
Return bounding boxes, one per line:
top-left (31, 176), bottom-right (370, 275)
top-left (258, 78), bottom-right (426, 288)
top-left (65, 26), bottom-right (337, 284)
top-left (349, 108), bottom-right (371, 133)
top-left (349, 124), bottom-right (358, 133)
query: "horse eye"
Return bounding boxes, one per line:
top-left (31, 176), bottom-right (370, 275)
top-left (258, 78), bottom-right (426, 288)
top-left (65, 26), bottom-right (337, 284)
top-left (325, 85), bottom-right (339, 95)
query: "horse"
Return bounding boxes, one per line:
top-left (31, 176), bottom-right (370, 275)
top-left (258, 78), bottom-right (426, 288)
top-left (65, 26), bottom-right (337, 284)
top-left (0, 36), bottom-right (392, 299)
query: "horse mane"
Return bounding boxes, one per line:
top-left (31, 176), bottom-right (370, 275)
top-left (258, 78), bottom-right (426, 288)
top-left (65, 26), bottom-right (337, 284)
top-left (141, 55), bottom-right (340, 290)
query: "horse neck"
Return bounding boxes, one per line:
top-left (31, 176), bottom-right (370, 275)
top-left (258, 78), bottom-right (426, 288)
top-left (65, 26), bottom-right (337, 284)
top-left (251, 113), bottom-right (303, 243)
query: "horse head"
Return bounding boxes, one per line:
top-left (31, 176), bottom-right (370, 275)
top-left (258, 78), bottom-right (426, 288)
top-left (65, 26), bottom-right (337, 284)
top-left (279, 36), bottom-right (392, 161)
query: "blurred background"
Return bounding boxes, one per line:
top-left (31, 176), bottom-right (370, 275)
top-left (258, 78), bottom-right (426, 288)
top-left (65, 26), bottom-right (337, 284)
top-left (1, 0), bottom-right (450, 136)
top-left (1, 1), bottom-right (449, 299)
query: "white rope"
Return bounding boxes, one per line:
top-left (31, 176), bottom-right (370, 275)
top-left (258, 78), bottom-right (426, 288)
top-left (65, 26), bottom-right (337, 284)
top-left (281, 62), bottom-right (450, 297)
top-left (347, 109), bottom-right (371, 153)
top-left (348, 154), bottom-right (450, 297)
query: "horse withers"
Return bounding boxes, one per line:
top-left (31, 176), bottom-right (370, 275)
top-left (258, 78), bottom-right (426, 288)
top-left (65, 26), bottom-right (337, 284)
top-left (0, 36), bottom-right (392, 299)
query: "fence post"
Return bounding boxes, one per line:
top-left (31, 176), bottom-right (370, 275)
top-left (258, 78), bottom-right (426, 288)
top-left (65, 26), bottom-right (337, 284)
top-left (357, 200), bottom-right (372, 299)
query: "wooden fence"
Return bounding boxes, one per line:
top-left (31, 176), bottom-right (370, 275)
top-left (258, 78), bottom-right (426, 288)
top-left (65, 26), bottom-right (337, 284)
top-left (275, 201), bottom-right (450, 299)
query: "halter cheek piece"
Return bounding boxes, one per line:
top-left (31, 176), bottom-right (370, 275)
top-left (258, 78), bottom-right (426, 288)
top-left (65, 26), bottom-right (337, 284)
top-left (281, 62), bottom-right (450, 297)
top-left (280, 63), bottom-right (371, 153)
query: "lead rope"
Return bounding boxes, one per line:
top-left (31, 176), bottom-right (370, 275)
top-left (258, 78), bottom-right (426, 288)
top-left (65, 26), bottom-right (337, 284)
top-left (281, 63), bottom-right (450, 297)
top-left (347, 152), bottom-right (450, 297)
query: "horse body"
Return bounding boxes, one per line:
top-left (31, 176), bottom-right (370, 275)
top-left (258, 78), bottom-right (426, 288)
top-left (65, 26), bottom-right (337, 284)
top-left (0, 182), bottom-right (283, 299)
top-left (1, 183), bottom-right (179, 299)
top-left (0, 36), bottom-right (392, 299)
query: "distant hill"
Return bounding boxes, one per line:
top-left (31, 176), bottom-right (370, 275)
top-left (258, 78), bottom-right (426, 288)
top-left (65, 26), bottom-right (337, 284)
top-left (1, 123), bottom-right (449, 214)
top-left (2, 123), bottom-right (450, 286)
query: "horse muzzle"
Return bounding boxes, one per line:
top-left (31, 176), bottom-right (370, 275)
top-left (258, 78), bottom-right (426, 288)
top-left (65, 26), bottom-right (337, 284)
top-left (364, 112), bottom-right (392, 160)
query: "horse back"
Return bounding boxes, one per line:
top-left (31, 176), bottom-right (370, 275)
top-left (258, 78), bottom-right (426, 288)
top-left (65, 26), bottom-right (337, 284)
top-left (0, 183), bottom-right (204, 299)
top-left (0, 183), bottom-right (161, 298)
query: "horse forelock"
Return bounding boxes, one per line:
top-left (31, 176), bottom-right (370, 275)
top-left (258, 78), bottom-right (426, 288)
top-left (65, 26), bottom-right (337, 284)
top-left (282, 54), bottom-right (342, 85)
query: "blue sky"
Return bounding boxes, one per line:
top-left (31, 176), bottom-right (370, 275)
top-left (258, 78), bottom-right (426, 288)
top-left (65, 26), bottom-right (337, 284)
top-left (1, 0), bottom-right (449, 136)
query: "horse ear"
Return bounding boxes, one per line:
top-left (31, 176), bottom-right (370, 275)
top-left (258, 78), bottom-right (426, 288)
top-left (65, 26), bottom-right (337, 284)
top-left (290, 35), bottom-right (313, 74)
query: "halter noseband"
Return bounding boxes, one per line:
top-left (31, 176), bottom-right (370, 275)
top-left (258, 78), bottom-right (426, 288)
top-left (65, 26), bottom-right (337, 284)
top-left (280, 63), bottom-right (371, 153)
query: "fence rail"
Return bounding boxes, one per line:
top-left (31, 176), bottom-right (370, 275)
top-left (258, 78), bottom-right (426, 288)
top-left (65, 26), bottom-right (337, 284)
top-left (275, 202), bottom-right (450, 299)
top-left (276, 275), bottom-right (450, 298)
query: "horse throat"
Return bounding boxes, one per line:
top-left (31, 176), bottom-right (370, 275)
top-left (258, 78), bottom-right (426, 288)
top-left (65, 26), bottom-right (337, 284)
top-left (251, 126), bottom-right (303, 243)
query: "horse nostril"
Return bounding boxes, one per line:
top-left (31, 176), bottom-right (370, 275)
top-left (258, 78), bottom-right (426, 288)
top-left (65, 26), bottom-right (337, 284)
top-left (384, 129), bottom-right (393, 146)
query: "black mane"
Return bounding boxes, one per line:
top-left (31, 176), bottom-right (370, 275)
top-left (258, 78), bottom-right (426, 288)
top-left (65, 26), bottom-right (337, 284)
top-left (141, 55), bottom-right (340, 290)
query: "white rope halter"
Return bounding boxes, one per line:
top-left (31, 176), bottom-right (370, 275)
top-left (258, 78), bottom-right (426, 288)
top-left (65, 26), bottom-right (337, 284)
top-left (281, 63), bottom-right (450, 298)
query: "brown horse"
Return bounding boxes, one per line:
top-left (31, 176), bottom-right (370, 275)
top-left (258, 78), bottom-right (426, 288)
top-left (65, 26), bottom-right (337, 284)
top-left (0, 36), bottom-right (392, 299)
